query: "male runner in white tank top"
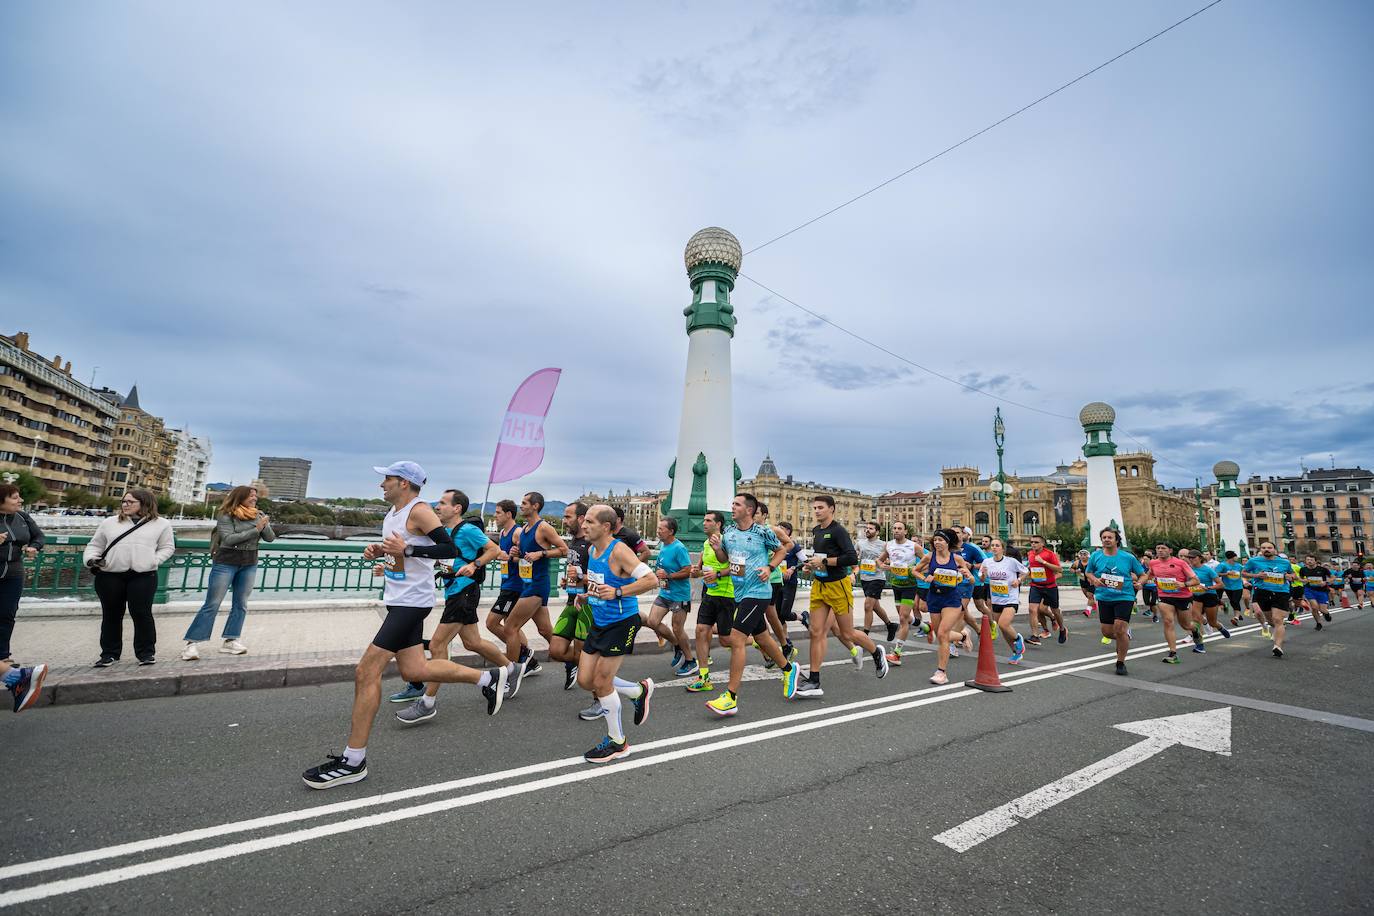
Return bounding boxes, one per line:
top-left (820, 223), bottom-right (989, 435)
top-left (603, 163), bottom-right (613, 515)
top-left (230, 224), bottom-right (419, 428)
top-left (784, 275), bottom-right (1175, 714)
top-left (303, 462), bottom-right (508, 789)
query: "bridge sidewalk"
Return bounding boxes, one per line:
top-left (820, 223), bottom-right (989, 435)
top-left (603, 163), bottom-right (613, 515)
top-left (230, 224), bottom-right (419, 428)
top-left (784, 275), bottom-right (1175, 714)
top-left (10, 589), bottom-right (1091, 707)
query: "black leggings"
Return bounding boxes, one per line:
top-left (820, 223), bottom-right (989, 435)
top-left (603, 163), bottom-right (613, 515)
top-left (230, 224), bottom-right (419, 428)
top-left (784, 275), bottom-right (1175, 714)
top-left (95, 570), bottom-right (159, 660)
top-left (0, 574), bottom-right (22, 659)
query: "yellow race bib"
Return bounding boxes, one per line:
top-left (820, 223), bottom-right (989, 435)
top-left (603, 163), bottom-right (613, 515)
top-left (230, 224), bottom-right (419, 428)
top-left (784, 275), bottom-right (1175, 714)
top-left (991, 582), bottom-right (1010, 597)
top-left (519, 559), bottom-right (533, 580)
top-left (933, 570), bottom-right (960, 587)
top-left (890, 565), bottom-right (910, 578)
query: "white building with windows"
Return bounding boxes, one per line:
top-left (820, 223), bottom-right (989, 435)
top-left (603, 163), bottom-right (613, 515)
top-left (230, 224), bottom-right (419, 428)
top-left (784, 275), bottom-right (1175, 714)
top-left (167, 428), bottom-right (212, 503)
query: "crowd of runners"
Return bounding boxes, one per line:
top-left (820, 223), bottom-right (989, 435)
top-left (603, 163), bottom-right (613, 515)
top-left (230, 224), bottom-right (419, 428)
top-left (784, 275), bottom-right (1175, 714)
top-left (4, 459), bottom-right (1364, 788)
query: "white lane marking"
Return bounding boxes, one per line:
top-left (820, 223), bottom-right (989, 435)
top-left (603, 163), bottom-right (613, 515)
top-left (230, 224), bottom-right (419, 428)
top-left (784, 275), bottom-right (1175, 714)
top-left (1, 607), bottom-right (1350, 901)
top-left (933, 707), bottom-right (1233, 852)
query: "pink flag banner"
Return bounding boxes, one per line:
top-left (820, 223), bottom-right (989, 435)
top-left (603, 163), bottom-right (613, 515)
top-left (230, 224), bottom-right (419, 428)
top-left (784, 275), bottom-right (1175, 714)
top-left (488, 368), bottom-right (562, 485)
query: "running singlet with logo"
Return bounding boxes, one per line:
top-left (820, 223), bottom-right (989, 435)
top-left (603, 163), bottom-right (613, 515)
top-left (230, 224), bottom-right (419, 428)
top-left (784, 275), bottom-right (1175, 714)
top-left (927, 553), bottom-right (963, 595)
top-left (518, 519), bottom-right (550, 584)
top-left (1148, 557), bottom-right (1193, 598)
top-left (1300, 564), bottom-right (1330, 599)
top-left (498, 525), bottom-right (521, 591)
top-left (1243, 556), bottom-right (1291, 591)
top-left (1087, 549), bottom-right (1145, 603)
top-left (442, 522), bottom-right (493, 597)
top-left (701, 544), bottom-right (735, 599)
top-left (1026, 548), bottom-right (1059, 588)
top-left (1215, 560), bottom-right (1245, 591)
top-left (586, 541), bottom-right (639, 626)
top-left (885, 540), bottom-right (920, 586)
top-left (657, 539), bottom-right (692, 602)
top-left (381, 497), bottom-right (437, 607)
top-left (722, 522), bottom-right (780, 601)
top-left (810, 522), bottom-right (856, 581)
top-left (981, 555), bottom-right (1026, 605)
top-left (564, 536), bottom-right (591, 596)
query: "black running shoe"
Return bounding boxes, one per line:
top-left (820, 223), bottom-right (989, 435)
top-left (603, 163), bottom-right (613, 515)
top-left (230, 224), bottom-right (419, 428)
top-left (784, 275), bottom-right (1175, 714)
top-left (93, 656), bottom-right (115, 668)
top-left (484, 666), bottom-right (509, 715)
top-left (1323, 611), bottom-right (1332, 622)
top-left (523, 657), bottom-right (542, 677)
top-left (1058, 628), bottom-right (1067, 645)
top-left (886, 622), bottom-right (899, 643)
top-left (632, 679), bottom-right (654, 726)
top-left (1115, 662), bottom-right (1127, 676)
top-left (563, 664), bottom-right (578, 691)
top-left (1315, 622), bottom-right (1323, 631)
top-left (583, 736), bottom-right (630, 764)
top-left (1272, 646), bottom-right (1283, 659)
top-left (302, 753), bottom-right (367, 789)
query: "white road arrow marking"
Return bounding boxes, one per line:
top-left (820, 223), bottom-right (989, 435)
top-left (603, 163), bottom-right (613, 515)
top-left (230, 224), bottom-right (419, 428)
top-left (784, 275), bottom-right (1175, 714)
top-left (933, 706), bottom-right (1232, 852)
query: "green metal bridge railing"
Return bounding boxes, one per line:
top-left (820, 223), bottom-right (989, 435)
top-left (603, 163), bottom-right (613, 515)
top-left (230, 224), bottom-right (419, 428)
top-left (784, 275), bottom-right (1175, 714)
top-left (26, 536), bottom-right (566, 605)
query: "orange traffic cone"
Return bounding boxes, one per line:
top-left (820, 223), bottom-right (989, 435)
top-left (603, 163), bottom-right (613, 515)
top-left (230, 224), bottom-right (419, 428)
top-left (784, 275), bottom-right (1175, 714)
top-left (1341, 591), bottom-right (1351, 609)
top-left (964, 612), bottom-right (1012, 693)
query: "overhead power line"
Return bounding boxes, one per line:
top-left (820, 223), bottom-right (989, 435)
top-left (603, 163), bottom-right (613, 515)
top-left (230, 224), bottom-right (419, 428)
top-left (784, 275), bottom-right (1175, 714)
top-left (744, 0), bottom-right (1226, 257)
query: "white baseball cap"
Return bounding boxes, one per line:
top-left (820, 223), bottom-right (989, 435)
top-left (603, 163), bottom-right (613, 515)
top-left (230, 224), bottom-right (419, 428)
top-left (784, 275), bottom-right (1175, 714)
top-left (373, 461), bottom-right (427, 487)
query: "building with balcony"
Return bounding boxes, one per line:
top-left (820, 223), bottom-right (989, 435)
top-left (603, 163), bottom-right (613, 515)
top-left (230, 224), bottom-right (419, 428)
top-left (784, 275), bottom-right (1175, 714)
top-left (736, 455), bottom-right (874, 536)
top-left (101, 386), bottom-right (176, 496)
top-left (874, 491), bottom-right (941, 539)
top-left (1268, 468), bottom-right (1372, 561)
top-left (167, 428), bottom-right (213, 503)
top-left (0, 331), bottom-right (119, 502)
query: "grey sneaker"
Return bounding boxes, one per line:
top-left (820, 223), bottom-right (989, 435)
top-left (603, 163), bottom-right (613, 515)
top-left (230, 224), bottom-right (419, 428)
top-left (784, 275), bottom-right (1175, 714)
top-left (795, 680), bottom-right (824, 699)
top-left (395, 698), bottom-right (436, 726)
top-left (577, 701), bottom-right (606, 721)
top-left (506, 660), bottom-right (528, 699)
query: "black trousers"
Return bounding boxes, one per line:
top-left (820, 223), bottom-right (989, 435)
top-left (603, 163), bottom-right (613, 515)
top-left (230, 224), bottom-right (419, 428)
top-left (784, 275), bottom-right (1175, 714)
top-left (779, 578), bottom-right (800, 620)
top-left (0, 573), bottom-right (22, 659)
top-left (95, 570), bottom-right (158, 661)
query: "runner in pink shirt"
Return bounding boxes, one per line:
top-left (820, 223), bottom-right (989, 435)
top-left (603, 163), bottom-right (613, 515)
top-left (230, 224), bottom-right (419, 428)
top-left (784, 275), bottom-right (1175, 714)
top-left (1146, 544), bottom-right (1203, 664)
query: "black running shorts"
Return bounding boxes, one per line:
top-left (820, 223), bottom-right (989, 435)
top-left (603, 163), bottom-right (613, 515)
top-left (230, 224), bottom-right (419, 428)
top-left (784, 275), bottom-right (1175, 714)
top-left (1224, 590), bottom-right (1243, 611)
top-left (373, 605), bottom-right (431, 652)
top-left (1160, 596), bottom-right (1192, 611)
top-left (1142, 589), bottom-right (1158, 607)
top-left (732, 597), bottom-right (770, 637)
top-left (1255, 590), bottom-right (1290, 613)
top-left (972, 584), bottom-right (990, 601)
top-left (1098, 600), bottom-right (1133, 626)
top-left (583, 615), bottom-right (641, 657)
top-left (440, 583), bottom-right (481, 625)
top-left (1197, 592), bottom-right (1221, 609)
top-left (489, 589), bottom-right (521, 616)
top-left (1028, 585), bottom-right (1059, 609)
top-left (696, 594), bottom-right (735, 635)
top-left (861, 580), bottom-right (886, 599)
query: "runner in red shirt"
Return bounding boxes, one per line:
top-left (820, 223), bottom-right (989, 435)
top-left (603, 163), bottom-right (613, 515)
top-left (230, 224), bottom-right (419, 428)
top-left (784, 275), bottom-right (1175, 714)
top-left (1145, 543), bottom-right (1203, 664)
top-left (1024, 535), bottom-right (1066, 646)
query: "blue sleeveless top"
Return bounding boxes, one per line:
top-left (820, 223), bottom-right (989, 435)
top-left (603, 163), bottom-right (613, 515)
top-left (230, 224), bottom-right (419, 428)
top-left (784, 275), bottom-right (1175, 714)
top-left (928, 551), bottom-right (962, 596)
top-left (518, 519), bottom-right (550, 585)
top-left (587, 540), bottom-right (639, 626)
top-left (499, 525), bottom-right (521, 591)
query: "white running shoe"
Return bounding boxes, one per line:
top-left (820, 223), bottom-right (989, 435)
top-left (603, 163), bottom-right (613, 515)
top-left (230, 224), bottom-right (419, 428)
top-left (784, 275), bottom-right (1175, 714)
top-left (181, 642), bottom-right (200, 661)
top-left (851, 645), bottom-right (863, 670)
top-left (220, 640), bottom-right (248, 655)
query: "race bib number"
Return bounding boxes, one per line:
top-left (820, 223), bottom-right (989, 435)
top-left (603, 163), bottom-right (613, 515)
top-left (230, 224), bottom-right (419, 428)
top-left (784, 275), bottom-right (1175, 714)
top-left (519, 559), bottom-right (534, 580)
top-left (1305, 576), bottom-right (1325, 587)
top-left (859, 560), bottom-right (877, 574)
top-left (890, 565), bottom-right (910, 578)
top-left (729, 552), bottom-right (747, 577)
top-left (1190, 584), bottom-right (1205, 594)
top-left (1224, 571), bottom-right (1241, 581)
top-left (587, 571), bottom-right (605, 587)
top-left (1030, 566), bottom-right (1047, 582)
top-left (382, 555), bottom-right (405, 581)
top-left (1263, 572), bottom-right (1286, 586)
top-left (991, 582), bottom-right (1010, 597)
top-left (566, 564), bottom-right (583, 585)
top-left (1157, 576), bottom-right (1181, 591)
top-left (1101, 573), bottom-right (1125, 590)
top-left (933, 570), bottom-right (960, 588)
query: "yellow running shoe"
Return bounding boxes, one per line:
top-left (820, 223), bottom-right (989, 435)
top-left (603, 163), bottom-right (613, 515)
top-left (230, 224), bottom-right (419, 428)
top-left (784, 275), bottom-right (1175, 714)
top-left (1101, 635), bottom-right (1112, 645)
top-left (706, 691), bottom-right (737, 717)
top-left (990, 620), bottom-right (999, 642)
top-left (685, 675), bottom-right (712, 693)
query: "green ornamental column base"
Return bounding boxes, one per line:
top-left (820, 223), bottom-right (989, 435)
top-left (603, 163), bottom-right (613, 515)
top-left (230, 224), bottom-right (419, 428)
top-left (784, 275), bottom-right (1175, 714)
top-left (666, 507), bottom-right (707, 555)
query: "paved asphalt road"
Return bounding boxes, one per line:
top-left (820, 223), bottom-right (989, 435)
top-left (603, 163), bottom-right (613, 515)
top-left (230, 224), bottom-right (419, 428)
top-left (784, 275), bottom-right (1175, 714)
top-left (2, 606), bottom-right (1371, 914)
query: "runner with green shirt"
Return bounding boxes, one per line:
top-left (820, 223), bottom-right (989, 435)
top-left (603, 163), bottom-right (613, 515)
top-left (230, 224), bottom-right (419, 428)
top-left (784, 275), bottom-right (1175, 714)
top-left (1243, 542), bottom-right (1294, 657)
top-left (552, 502), bottom-right (593, 692)
top-left (686, 510), bottom-right (733, 694)
top-left (1084, 528), bottom-right (1147, 676)
top-left (652, 517), bottom-right (698, 677)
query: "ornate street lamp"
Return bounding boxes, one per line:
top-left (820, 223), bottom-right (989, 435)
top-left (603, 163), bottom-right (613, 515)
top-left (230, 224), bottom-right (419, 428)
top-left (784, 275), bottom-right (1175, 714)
top-left (989, 408), bottom-right (1012, 543)
top-left (1194, 477), bottom-right (1209, 551)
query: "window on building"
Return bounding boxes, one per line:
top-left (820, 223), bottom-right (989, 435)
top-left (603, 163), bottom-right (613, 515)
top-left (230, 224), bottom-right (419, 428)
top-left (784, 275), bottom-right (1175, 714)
top-left (1023, 511), bottom-right (1040, 536)
top-left (1323, 484), bottom-right (1335, 492)
top-left (1330, 540), bottom-right (1343, 555)
top-left (1256, 510), bottom-right (1267, 518)
top-left (1302, 498), bottom-right (1313, 509)
top-left (1326, 511), bottom-right (1337, 523)
top-left (1354, 526), bottom-right (1365, 538)
top-left (1301, 485), bottom-right (1312, 493)
top-left (1280, 498), bottom-right (1291, 510)
top-left (974, 512), bottom-right (989, 535)
top-left (1304, 511), bottom-right (1314, 523)
top-left (1356, 541), bottom-right (1367, 556)
top-left (1353, 510), bottom-right (1363, 523)
top-left (1325, 497), bottom-right (1336, 508)
top-left (1349, 497), bottom-right (1360, 509)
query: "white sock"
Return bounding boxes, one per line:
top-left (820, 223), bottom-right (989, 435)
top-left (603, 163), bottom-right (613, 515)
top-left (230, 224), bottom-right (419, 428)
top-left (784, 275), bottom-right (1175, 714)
top-left (600, 692), bottom-right (624, 742)
top-left (477, 671), bottom-right (493, 688)
top-left (420, 694), bottom-right (436, 710)
top-left (612, 676), bottom-right (641, 698)
top-left (343, 745), bottom-right (365, 766)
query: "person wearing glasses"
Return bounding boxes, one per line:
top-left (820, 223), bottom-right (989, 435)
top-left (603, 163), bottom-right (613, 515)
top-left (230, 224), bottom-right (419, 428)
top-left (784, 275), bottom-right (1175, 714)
top-left (82, 489), bottom-right (175, 667)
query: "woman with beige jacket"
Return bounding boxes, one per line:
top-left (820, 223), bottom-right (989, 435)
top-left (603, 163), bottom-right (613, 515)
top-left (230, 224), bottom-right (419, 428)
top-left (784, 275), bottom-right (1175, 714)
top-left (82, 489), bottom-right (175, 667)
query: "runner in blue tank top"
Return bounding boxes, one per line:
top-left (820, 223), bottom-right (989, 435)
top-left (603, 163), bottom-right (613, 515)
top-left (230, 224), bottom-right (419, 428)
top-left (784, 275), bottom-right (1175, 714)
top-left (502, 492), bottom-right (567, 697)
top-left (576, 504), bottom-right (660, 764)
top-left (913, 529), bottom-right (976, 686)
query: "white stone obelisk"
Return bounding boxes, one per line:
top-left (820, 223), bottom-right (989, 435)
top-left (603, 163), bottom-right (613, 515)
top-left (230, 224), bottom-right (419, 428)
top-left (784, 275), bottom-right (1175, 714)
top-left (664, 228), bottom-right (742, 551)
top-left (1081, 402), bottom-right (1127, 549)
top-left (1214, 460), bottom-right (1246, 557)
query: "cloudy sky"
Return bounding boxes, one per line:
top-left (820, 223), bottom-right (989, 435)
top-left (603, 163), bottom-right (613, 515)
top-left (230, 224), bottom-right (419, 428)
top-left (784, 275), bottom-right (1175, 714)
top-left (3, 1), bottom-right (1371, 501)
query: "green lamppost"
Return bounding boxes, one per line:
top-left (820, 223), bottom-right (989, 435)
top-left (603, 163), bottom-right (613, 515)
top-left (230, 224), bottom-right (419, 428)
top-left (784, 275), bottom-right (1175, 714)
top-left (1194, 477), bottom-right (1209, 551)
top-left (989, 408), bottom-right (1011, 544)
